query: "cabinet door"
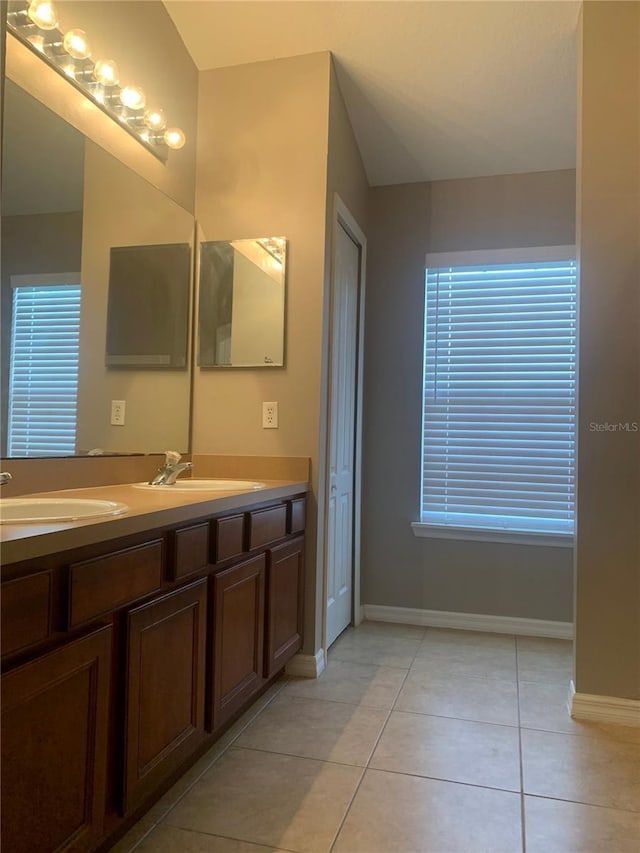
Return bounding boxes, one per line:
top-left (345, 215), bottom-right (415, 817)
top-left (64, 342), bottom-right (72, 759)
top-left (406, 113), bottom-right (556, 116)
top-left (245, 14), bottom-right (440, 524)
top-left (265, 537), bottom-right (305, 678)
top-left (1, 625), bottom-right (112, 853)
top-left (211, 555), bottom-right (265, 730)
top-left (122, 579), bottom-right (207, 814)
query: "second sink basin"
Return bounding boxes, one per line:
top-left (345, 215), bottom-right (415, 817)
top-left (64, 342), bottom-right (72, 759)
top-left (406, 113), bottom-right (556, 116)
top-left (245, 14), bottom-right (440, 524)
top-left (135, 478), bottom-right (266, 492)
top-left (0, 498), bottom-right (129, 524)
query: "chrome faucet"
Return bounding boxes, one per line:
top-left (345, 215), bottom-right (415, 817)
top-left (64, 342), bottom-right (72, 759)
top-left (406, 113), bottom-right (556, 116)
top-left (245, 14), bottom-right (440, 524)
top-left (148, 452), bottom-right (193, 486)
top-left (0, 472), bottom-right (12, 486)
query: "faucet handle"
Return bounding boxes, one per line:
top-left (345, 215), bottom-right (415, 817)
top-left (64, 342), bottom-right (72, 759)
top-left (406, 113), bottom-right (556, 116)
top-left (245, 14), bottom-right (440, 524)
top-left (164, 451), bottom-right (182, 466)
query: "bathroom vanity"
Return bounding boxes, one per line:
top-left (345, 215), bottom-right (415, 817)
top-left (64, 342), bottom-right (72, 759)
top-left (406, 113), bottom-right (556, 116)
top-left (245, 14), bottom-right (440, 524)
top-left (0, 480), bottom-right (307, 853)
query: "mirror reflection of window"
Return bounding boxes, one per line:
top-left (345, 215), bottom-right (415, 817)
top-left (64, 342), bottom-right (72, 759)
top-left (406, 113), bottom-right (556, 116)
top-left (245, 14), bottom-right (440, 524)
top-left (198, 238), bottom-right (287, 368)
top-left (8, 275), bottom-right (82, 457)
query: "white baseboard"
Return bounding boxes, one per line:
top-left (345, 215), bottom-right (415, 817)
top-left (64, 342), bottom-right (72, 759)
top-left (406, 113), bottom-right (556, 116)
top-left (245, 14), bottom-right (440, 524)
top-left (285, 648), bottom-right (326, 679)
top-left (362, 604), bottom-right (574, 640)
top-left (569, 681), bottom-right (640, 726)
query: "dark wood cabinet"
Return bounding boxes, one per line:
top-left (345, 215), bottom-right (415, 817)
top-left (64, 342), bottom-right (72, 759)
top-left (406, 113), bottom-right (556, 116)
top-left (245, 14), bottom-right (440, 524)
top-left (265, 537), bottom-right (305, 678)
top-left (1, 492), bottom-right (306, 852)
top-left (211, 554), bottom-right (266, 730)
top-left (122, 579), bottom-right (207, 813)
top-left (1, 626), bottom-right (112, 853)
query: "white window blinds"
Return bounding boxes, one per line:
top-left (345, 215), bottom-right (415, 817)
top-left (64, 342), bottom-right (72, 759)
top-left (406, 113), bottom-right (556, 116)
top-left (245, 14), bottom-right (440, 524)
top-left (421, 251), bottom-right (577, 536)
top-left (8, 279), bottom-right (81, 456)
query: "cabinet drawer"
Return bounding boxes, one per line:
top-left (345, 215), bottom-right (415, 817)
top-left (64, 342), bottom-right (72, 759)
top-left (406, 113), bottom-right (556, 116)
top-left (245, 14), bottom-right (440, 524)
top-left (287, 498), bottom-right (306, 534)
top-left (1, 571), bottom-right (52, 657)
top-left (171, 523), bottom-right (209, 580)
top-left (69, 540), bottom-right (163, 628)
top-left (247, 505), bottom-right (287, 550)
top-left (212, 514), bottom-right (245, 563)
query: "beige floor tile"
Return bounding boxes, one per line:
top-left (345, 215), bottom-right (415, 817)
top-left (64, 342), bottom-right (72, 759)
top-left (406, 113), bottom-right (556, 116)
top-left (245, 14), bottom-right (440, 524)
top-left (411, 642), bottom-right (517, 681)
top-left (164, 747), bottom-right (362, 853)
top-left (137, 825), bottom-right (286, 852)
top-left (147, 681), bottom-right (287, 822)
top-left (525, 795), bottom-right (640, 853)
top-left (109, 819), bottom-right (155, 853)
top-left (329, 627), bottom-right (422, 669)
top-left (370, 710), bottom-right (521, 791)
top-left (522, 728), bottom-right (640, 811)
top-left (333, 769), bottom-right (522, 853)
top-left (235, 694), bottom-right (387, 765)
top-left (516, 637), bottom-right (573, 684)
top-left (397, 668), bottom-right (519, 726)
top-left (284, 659), bottom-right (407, 709)
top-left (519, 680), bottom-right (640, 743)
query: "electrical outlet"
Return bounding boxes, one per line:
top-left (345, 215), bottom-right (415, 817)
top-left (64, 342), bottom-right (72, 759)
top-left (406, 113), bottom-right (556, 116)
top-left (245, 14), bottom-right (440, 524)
top-left (262, 401), bottom-right (278, 429)
top-left (110, 400), bottom-right (126, 426)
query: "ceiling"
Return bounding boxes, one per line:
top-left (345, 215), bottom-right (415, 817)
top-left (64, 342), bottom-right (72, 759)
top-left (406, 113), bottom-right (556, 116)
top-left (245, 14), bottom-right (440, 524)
top-left (164, 0), bottom-right (581, 187)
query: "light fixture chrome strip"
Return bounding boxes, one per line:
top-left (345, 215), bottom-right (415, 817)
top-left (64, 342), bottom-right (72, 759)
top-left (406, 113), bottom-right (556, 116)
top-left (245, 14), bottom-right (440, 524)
top-left (6, 0), bottom-right (186, 163)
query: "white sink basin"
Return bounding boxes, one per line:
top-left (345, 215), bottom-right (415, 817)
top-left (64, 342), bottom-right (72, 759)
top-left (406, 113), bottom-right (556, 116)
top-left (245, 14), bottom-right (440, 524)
top-left (0, 498), bottom-right (129, 524)
top-left (134, 478), bottom-right (266, 492)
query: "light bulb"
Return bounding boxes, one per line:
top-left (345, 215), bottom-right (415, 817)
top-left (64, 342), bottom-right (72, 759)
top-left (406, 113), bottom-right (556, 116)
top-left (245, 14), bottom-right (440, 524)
top-left (27, 0), bottom-right (58, 30)
top-left (143, 108), bottom-right (166, 131)
top-left (93, 59), bottom-right (119, 87)
top-left (119, 85), bottom-right (146, 110)
top-left (164, 127), bottom-right (186, 150)
top-left (63, 28), bottom-right (91, 60)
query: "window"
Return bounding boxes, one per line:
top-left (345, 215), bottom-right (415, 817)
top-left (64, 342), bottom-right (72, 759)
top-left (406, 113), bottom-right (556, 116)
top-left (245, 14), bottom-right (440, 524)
top-left (8, 274), bottom-right (82, 456)
top-left (414, 247), bottom-right (577, 545)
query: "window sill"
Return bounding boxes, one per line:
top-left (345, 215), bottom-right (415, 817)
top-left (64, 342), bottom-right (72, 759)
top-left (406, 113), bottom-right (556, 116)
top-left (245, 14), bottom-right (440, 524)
top-left (410, 522), bottom-right (574, 548)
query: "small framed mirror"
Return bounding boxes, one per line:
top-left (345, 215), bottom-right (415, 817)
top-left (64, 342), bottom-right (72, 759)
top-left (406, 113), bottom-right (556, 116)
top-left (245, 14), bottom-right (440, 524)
top-left (198, 237), bottom-right (286, 367)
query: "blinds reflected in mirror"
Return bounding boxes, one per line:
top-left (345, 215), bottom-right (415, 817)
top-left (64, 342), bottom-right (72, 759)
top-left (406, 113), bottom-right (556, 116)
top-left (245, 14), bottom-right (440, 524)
top-left (8, 275), bottom-right (81, 456)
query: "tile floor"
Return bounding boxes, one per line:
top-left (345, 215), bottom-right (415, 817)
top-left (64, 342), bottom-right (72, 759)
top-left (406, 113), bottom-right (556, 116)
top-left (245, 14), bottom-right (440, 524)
top-left (113, 622), bottom-right (640, 853)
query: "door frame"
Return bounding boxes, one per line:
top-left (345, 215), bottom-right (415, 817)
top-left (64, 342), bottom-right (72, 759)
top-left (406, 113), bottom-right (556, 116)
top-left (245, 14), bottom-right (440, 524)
top-left (321, 194), bottom-right (367, 652)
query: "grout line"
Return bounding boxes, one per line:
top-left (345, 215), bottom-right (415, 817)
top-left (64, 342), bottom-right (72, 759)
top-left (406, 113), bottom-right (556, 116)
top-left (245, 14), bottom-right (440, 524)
top-left (516, 636), bottom-right (527, 853)
top-left (340, 763), bottom-right (523, 795)
top-left (393, 706), bottom-right (520, 729)
top-left (163, 823), bottom-right (302, 853)
top-left (230, 743), bottom-right (370, 770)
top-left (524, 792), bottom-right (640, 815)
top-left (328, 627), bottom-right (423, 851)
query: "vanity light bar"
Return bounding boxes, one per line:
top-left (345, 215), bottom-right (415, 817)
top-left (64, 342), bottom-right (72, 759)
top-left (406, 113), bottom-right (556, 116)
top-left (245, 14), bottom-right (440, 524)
top-left (6, 0), bottom-right (187, 163)
top-left (257, 237), bottom-right (286, 267)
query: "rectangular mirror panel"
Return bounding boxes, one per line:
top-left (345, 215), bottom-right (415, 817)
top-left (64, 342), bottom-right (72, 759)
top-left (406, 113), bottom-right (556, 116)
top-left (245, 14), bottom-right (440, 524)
top-left (198, 238), bottom-right (286, 368)
top-left (1, 80), bottom-right (195, 457)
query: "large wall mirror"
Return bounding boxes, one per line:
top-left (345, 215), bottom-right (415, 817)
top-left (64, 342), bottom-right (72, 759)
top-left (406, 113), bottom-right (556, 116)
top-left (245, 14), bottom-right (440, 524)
top-left (1, 79), bottom-right (195, 458)
top-left (198, 238), bottom-right (287, 367)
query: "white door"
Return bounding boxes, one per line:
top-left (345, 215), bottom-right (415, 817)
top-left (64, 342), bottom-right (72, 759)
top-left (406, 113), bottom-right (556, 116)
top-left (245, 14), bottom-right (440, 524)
top-left (326, 221), bottom-right (360, 648)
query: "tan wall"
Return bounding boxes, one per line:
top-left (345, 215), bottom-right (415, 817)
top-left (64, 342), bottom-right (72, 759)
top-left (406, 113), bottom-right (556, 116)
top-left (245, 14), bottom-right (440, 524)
top-left (6, 1), bottom-right (197, 212)
top-left (76, 142), bottom-right (194, 455)
top-left (1, 211), bottom-right (83, 455)
top-left (574, 3), bottom-right (640, 700)
top-left (193, 52), bottom-right (332, 654)
top-left (363, 171), bottom-right (577, 622)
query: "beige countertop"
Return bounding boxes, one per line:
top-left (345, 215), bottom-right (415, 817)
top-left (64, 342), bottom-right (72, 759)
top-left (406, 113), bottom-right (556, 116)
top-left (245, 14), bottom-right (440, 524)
top-left (0, 479), bottom-right (308, 566)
